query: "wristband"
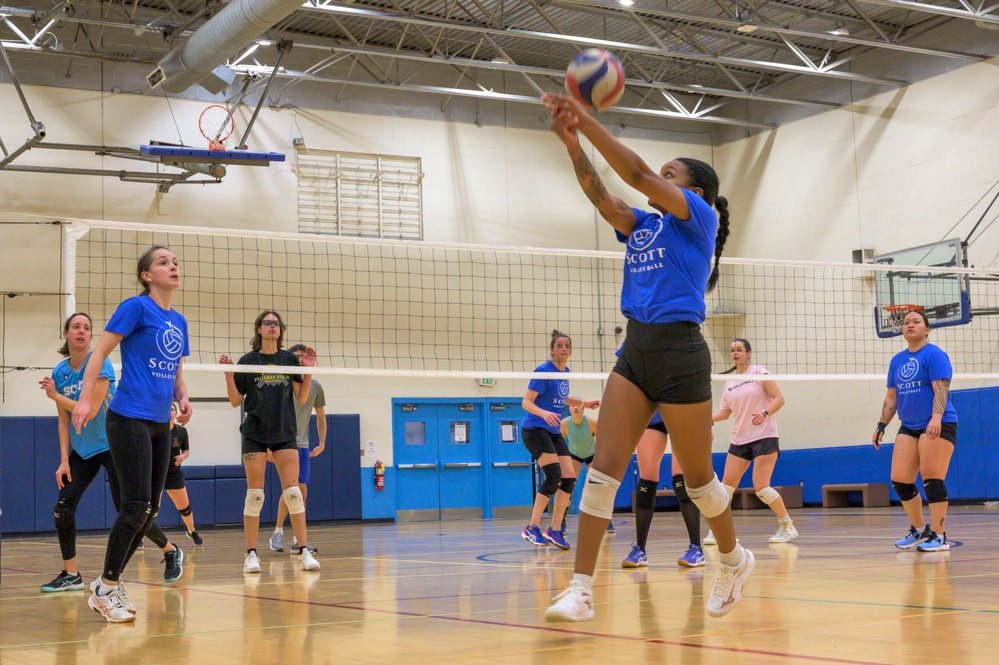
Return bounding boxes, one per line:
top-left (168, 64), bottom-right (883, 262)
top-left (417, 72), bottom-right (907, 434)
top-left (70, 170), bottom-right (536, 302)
top-left (876, 422), bottom-right (887, 433)
top-left (762, 410), bottom-right (769, 418)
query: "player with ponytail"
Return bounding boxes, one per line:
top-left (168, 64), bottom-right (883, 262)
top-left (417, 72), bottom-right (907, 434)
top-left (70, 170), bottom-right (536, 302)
top-left (542, 91), bottom-right (751, 622)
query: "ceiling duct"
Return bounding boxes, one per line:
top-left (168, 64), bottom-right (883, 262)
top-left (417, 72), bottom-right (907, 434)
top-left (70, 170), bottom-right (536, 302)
top-left (147, 0), bottom-right (303, 93)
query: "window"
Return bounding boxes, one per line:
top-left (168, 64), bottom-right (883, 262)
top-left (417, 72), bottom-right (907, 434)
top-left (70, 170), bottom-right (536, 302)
top-left (297, 149), bottom-right (423, 240)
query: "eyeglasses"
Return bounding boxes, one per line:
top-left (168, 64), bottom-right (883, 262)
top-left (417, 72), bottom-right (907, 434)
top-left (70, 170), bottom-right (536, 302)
top-left (260, 320), bottom-right (282, 328)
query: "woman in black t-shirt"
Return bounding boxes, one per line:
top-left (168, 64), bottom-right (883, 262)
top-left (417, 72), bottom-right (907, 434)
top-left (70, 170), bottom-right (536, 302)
top-left (221, 310), bottom-right (319, 574)
top-left (161, 402), bottom-right (204, 546)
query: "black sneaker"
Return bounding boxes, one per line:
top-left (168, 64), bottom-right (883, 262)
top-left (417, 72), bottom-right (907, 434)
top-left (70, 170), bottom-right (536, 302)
top-left (291, 543), bottom-right (318, 555)
top-left (40, 570), bottom-right (84, 593)
top-left (163, 547), bottom-right (185, 583)
top-left (187, 530), bottom-right (204, 546)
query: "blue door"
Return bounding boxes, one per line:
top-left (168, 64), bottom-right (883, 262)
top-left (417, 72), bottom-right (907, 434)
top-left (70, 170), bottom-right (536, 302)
top-left (393, 401), bottom-right (485, 521)
top-left (485, 400), bottom-right (533, 520)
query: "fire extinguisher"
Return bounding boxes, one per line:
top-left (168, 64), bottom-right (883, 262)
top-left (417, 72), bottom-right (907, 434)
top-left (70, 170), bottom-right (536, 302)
top-left (374, 460), bottom-right (386, 491)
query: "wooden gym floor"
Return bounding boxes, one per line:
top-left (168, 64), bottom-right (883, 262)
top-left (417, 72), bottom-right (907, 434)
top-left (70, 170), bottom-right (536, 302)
top-left (1, 505), bottom-right (998, 664)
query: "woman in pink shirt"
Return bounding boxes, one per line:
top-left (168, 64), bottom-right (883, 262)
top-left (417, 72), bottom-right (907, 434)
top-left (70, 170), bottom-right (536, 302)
top-left (709, 338), bottom-right (797, 543)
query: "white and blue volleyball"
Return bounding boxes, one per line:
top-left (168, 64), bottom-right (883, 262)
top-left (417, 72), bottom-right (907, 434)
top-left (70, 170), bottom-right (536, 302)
top-left (566, 49), bottom-right (625, 112)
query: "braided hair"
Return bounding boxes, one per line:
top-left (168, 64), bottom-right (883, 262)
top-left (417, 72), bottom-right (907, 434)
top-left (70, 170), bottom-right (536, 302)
top-left (676, 158), bottom-right (729, 293)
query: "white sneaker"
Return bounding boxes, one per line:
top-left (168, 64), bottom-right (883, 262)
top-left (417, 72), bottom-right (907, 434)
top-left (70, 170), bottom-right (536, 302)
top-left (90, 579), bottom-right (137, 615)
top-left (544, 580), bottom-right (594, 622)
top-left (243, 551), bottom-right (262, 574)
top-left (703, 529), bottom-right (716, 546)
top-left (299, 549), bottom-right (321, 571)
top-left (769, 522), bottom-right (799, 543)
top-left (88, 583), bottom-right (135, 623)
top-left (706, 547), bottom-right (755, 618)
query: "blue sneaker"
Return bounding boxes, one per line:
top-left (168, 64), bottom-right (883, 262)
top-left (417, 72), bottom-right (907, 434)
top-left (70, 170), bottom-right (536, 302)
top-left (621, 543), bottom-right (648, 568)
top-left (544, 527), bottom-right (571, 550)
top-left (917, 532), bottom-right (950, 552)
top-left (677, 543), bottom-right (705, 568)
top-left (606, 521), bottom-right (616, 534)
top-left (895, 525), bottom-right (932, 550)
top-left (522, 524), bottom-right (548, 546)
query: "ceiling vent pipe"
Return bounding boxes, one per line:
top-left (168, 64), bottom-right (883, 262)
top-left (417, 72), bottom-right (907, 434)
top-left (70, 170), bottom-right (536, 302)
top-left (147, 0), bottom-right (303, 94)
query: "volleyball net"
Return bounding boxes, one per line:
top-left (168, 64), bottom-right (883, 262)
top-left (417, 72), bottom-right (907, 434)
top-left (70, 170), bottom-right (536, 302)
top-left (60, 219), bottom-right (999, 381)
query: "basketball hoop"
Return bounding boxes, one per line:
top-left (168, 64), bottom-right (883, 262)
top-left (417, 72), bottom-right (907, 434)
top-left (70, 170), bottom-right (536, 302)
top-left (884, 304), bottom-right (924, 335)
top-left (199, 104), bottom-right (235, 151)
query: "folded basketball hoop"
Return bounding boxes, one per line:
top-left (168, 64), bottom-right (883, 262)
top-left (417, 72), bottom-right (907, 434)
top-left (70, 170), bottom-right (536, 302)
top-left (199, 104), bottom-right (235, 151)
top-left (884, 304), bottom-right (924, 335)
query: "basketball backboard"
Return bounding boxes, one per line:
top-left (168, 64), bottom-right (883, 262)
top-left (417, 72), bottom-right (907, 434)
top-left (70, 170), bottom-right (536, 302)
top-left (873, 238), bottom-right (970, 338)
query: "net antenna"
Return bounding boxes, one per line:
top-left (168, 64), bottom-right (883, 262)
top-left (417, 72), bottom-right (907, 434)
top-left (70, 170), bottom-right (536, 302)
top-left (883, 304), bottom-right (924, 335)
top-left (199, 104), bottom-right (235, 151)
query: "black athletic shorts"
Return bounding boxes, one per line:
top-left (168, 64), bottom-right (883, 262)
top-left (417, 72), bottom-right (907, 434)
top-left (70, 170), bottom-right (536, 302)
top-left (163, 464), bottom-right (186, 490)
top-left (728, 437), bottom-right (780, 461)
top-left (647, 421), bottom-right (668, 436)
top-left (522, 427), bottom-right (570, 460)
top-left (898, 422), bottom-right (957, 446)
top-left (613, 319), bottom-right (712, 405)
top-left (570, 452), bottom-right (594, 465)
top-left (241, 437), bottom-right (298, 454)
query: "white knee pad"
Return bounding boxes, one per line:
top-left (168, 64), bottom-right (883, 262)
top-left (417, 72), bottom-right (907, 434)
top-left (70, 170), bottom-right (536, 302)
top-left (244, 489), bottom-right (265, 517)
top-left (724, 483), bottom-right (736, 500)
top-left (282, 486), bottom-right (305, 515)
top-left (756, 486), bottom-right (780, 505)
top-left (687, 476), bottom-right (731, 518)
top-left (579, 468), bottom-right (621, 520)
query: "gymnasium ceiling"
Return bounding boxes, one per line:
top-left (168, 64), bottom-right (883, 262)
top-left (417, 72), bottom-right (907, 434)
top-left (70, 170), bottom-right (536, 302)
top-left (1, 0), bottom-right (998, 130)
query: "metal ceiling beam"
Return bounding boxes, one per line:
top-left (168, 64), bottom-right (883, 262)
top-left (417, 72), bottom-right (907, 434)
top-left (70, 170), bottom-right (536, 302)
top-left (228, 62), bottom-right (778, 127)
top-left (846, 0), bottom-right (999, 24)
top-left (319, 41), bottom-right (839, 107)
top-left (301, 2), bottom-right (911, 85)
top-left (551, 0), bottom-right (988, 61)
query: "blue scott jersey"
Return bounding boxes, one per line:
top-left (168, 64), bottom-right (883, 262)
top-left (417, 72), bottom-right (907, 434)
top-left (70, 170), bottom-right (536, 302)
top-left (53, 355), bottom-right (116, 459)
top-left (105, 295), bottom-right (190, 423)
top-left (522, 361), bottom-right (570, 433)
top-left (887, 343), bottom-right (958, 430)
top-left (616, 189), bottom-right (717, 324)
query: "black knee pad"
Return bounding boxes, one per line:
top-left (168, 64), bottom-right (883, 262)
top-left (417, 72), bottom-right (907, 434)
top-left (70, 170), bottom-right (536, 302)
top-left (53, 501), bottom-right (76, 532)
top-left (179, 505), bottom-right (193, 517)
top-left (118, 500), bottom-right (152, 533)
top-left (923, 478), bottom-right (948, 504)
top-left (635, 478), bottom-right (658, 510)
top-left (892, 480), bottom-right (920, 502)
top-left (559, 477), bottom-right (577, 494)
top-left (672, 474), bottom-right (691, 503)
top-left (539, 463), bottom-right (561, 497)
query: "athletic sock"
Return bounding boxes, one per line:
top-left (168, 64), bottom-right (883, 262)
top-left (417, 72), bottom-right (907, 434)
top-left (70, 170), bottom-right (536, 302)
top-left (779, 515), bottom-right (793, 525)
top-left (247, 548), bottom-right (257, 555)
top-left (572, 573), bottom-right (593, 592)
top-left (98, 582), bottom-right (118, 596)
top-left (719, 544), bottom-right (744, 568)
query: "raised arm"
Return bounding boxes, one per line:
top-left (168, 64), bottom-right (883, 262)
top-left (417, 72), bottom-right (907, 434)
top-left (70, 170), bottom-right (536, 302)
top-left (549, 106), bottom-right (636, 236)
top-left (873, 387), bottom-right (898, 449)
top-left (219, 354), bottom-right (243, 408)
top-left (292, 347), bottom-right (315, 405)
top-left (544, 93), bottom-right (692, 221)
top-left (42, 375), bottom-right (109, 419)
top-left (72, 332), bottom-right (122, 433)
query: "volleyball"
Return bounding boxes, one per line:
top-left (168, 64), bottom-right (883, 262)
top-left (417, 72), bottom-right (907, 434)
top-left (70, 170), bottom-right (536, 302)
top-left (565, 49), bottom-right (625, 112)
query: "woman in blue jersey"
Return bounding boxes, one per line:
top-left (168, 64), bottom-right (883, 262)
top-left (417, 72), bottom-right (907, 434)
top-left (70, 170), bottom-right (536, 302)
top-left (873, 310), bottom-right (958, 552)
top-left (542, 93), bottom-right (750, 622)
top-left (521, 331), bottom-right (588, 550)
top-left (220, 310), bottom-right (319, 574)
top-left (38, 313), bottom-right (119, 593)
top-left (623, 413), bottom-right (705, 569)
top-left (73, 246), bottom-right (191, 623)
